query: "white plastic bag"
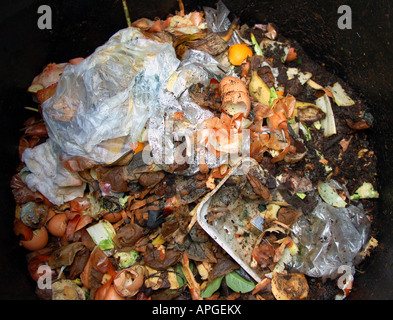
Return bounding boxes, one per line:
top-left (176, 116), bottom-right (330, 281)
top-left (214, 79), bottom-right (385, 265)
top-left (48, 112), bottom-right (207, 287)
top-left (42, 27), bottom-right (180, 165)
top-left (21, 140), bottom-right (86, 206)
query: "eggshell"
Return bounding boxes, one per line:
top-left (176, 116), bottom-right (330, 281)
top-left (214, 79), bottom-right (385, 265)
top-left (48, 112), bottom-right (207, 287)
top-left (219, 76), bottom-right (248, 96)
top-left (46, 213), bottom-right (69, 237)
top-left (20, 227), bottom-right (48, 251)
top-left (47, 208), bottom-right (56, 221)
top-left (113, 266), bottom-right (145, 297)
top-left (221, 91), bottom-right (251, 117)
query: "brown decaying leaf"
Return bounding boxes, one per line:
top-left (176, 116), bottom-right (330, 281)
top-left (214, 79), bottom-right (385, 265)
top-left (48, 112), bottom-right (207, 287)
top-left (247, 172), bottom-right (272, 201)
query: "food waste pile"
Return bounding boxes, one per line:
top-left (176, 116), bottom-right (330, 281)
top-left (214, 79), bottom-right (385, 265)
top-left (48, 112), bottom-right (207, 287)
top-left (11, 1), bottom-right (379, 300)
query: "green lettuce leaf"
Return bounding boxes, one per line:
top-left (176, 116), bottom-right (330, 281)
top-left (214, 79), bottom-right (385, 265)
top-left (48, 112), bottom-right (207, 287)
top-left (225, 271), bottom-right (255, 293)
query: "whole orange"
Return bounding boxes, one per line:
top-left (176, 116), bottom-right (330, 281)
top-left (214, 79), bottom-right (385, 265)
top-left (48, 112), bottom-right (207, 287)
top-left (228, 43), bottom-right (253, 66)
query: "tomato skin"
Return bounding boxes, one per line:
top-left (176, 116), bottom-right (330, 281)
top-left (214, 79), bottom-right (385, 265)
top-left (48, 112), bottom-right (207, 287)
top-left (133, 141), bottom-right (145, 154)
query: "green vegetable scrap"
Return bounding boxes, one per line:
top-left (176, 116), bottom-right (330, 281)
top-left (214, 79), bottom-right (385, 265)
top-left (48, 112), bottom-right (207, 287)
top-left (250, 33), bottom-right (263, 56)
top-left (225, 271), bottom-right (255, 293)
top-left (350, 182), bottom-right (379, 200)
top-left (299, 122), bottom-right (312, 141)
top-left (114, 249), bottom-right (140, 268)
top-left (201, 276), bottom-right (224, 298)
top-left (269, 87), bottom-right (278, 107)
top-left (318, 181), bottom-right (347, 208)
top-left (87, 220), bottom-right (116, 250)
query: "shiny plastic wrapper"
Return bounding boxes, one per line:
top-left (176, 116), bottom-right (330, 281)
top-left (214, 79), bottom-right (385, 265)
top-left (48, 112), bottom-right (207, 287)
top-left (148, 49), bottom-right (235, 173)
top-left (203, 0), bottom-right (241, 46)
top-left (169, 48), bottom-right (235, 98)
top-left (290, 197), bottom-right (371, 279)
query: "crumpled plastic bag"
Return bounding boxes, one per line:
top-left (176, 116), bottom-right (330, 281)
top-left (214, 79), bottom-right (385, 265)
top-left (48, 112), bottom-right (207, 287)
top-left (168, 48), bottom-right (235, 98)
top-left (203, 0), bottom-right (241, 46)
top-left (290, 197), bottom-right (371, 279)
top-left (147, 49), bottom-right (235, 174)
top-left (42, 27), bottom-right (180, 165)
top-left (24, 21), bottom-right (240, 204)
top-left (21, 140), bottom-right (86, 206)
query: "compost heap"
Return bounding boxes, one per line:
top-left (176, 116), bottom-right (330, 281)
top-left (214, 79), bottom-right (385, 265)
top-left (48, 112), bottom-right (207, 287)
top-left (11, 1), bottom-right (379, 300)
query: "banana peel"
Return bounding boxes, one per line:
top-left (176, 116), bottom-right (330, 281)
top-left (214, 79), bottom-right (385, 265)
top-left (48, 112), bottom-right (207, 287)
top-left (249, 70), bottom-right (271, 106)
top-left (295, 101), bottom-right (322, 110)
top-left (173, 32), bottom-right (207, 59)
top-left (216, 16), bottom-right (240, 42)
top-left (173, 17), bottom-right (240, 59)
top-left (294, 101), bottom-right (326, 124)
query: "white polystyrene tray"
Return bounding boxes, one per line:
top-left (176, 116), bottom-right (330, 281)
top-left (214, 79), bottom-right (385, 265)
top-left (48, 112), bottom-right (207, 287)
top-left (196, 157), bottom-right (265, 283)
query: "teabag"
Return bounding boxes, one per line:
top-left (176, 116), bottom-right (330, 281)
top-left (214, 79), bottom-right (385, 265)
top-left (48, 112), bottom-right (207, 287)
top-left (42, 27), bottom-right (180, 165)
top-left (290, 197), bottom-right (371, 279)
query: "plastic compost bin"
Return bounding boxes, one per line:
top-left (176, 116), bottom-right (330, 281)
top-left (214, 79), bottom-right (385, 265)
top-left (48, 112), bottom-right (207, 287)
top-left (0, 0), bottom-right (392, 299)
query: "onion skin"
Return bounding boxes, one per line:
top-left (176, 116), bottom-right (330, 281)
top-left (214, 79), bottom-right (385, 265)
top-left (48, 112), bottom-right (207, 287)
top-left (80, 257), bottom-right (92, 290)
top-left (95, 280), bottom-right (125, 300)
top-left (104, 285), bottom-right (126, 300)
top-left (103, 210), bottom-right (123, 224)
